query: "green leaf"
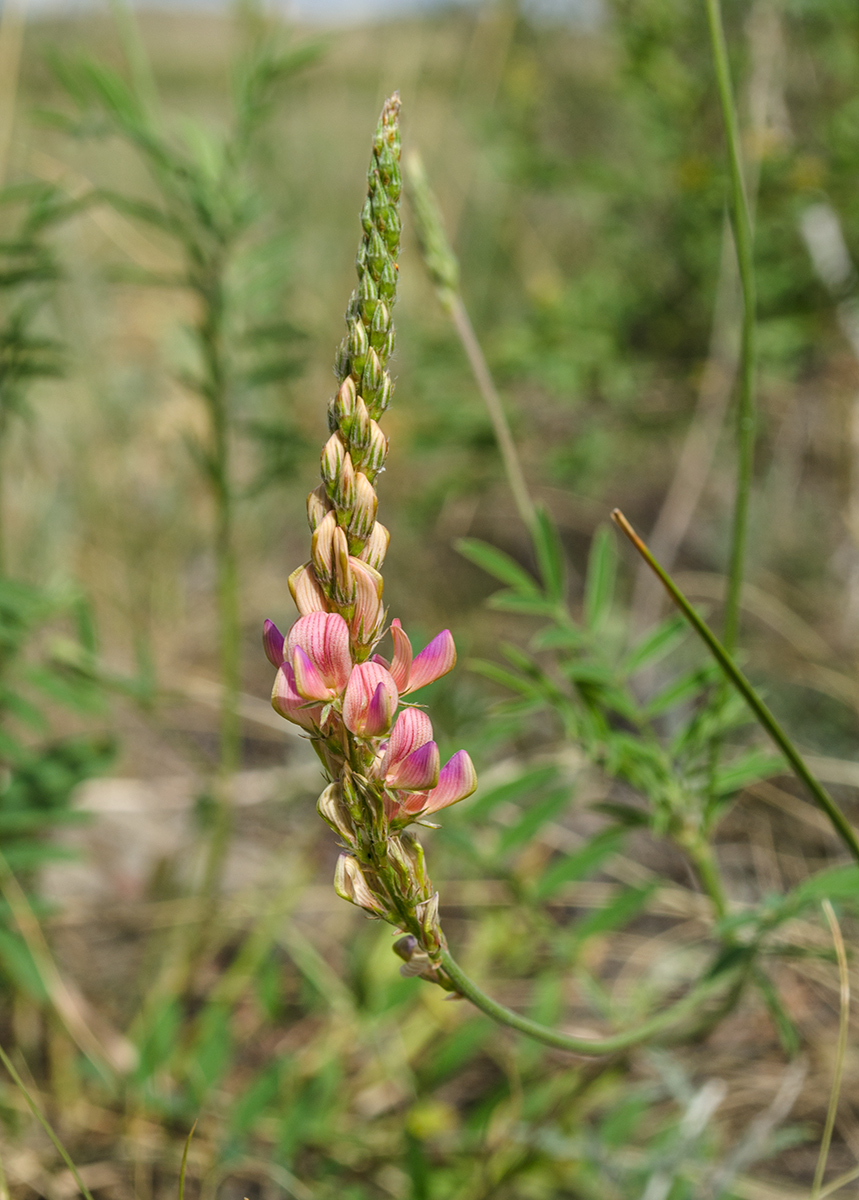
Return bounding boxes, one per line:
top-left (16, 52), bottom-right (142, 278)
top-left (754, 969), bottom-right (800, 1056)
top-left (535, 830), bottom-right (626, 901)
top-left (530, 623), bottom-right (585, 651)
top-left (0, 928), bottom-right (46, 1001)
top-left (467, 659), bottom-right (542, 700)
top-left (644, 662), bottom-right (720, 718)
top-left (455, 538), bottom-right (540, 594)
top-left (532, 505), bottom-right (565, 603)
top-left (712, 749), bottom-right (784, 797)
top-left (569, 885), bottom-right (655, 948)
top-left (622, 614), bottom-right (687, 675)
top-left (789, 865), bottom-right (859, 909)
top-left (488, 591), bottom-right (559, 617)
top-left (584, 525), bottom-right (616, 631)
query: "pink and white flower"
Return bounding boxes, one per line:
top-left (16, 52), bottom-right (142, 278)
top-left (395, 749), bottom-right (477, 819)
top-left (377, 619), bottom-right (457, 695)
top-left (286, 611), bottom-right (352, 701)
top-left (381, 708), bottom-right (439, 792)
top-left (343, 661), bottom-right (398, 736)
top-left (271, 662), bottom-right (326, 732)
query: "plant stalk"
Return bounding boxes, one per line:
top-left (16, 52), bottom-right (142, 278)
top-left (704, 0), bottom-right (758, 654)
top-left (612, 509), bottom-right (859, 862)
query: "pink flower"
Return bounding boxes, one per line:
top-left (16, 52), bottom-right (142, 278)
top-left (263, 619), bottom-right (285, 668)
top-left (397, 750), bottom-right (477, 819)
top-left (381, 708), bottom-right (439, 792)
top-left (342, 661), bottom-right (398, 736)
top-left (271, 662), bottom-right (325, 732)
top-left (378, 619), bottom-right (457, 695)
top-left (286, 612), bottom-right (352, 701)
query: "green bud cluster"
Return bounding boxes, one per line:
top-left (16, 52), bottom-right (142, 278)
top-left (310, 94), bottom-right (401, 602)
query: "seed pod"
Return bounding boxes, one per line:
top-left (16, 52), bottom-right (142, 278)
top-left (349, 472), bottom-right (378, 540)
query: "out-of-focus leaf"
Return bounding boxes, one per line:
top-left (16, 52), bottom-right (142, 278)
top-left (584, 525), bottom-right (616, 631)
top-left (535, 829), bottom-right (626, 900)
top-left (456, 537), bottom-right (540, 594)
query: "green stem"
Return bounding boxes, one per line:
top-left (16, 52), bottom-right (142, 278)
top-left (0, 1041), bottom-right (95, 1200)
top-left (687, 836), bottom-right (728, 920)
top-left (612, 509), bottom-right (859, 863)
top-left (704, 0), bottom-right (757, 654)
top-left (439, 948), bottom-right (736, 1056)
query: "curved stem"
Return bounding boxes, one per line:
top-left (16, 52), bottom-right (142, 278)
top-left (439, 948), bottom-right (735, 1056)
top-left (704, 0), bottom-right (758, 654)
top-left (612, 509), bottom-right (859, 863)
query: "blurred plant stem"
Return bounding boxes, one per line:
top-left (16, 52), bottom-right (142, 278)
top-left (613, 508), bottom-right (859, 862)
top-left (704, 0), bottom-right (758, 655)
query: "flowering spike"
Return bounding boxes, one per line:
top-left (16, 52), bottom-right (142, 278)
top-left (404, 629), bottom-right (457, 693)
top-left (263, 619), bottom-right (285, 668)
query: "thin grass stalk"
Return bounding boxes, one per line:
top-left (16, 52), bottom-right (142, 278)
top-left (612, 508), bottom-right (859, 861)
top-left (811, 900), bottom-right (850, 1200)
top-left (704, 0), bottom-right (758, 654)
top-left (179, 1121), bottom-right (197, 1200)
top-left (0, 1040), bottom-right (94, 1200)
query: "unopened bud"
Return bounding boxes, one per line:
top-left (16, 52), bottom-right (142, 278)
top-left (333, 451), bottom-right (356, 513)
top-left (321, 433), bottom-right (346, 494)
top-left (400, 832), bottom-right (429, 891)
top-left (381, 328), bottom-right (395, 361)
top-left (361, 348), bottom-right (382, 402)
top-left (415, 892), bottom-right (443, 955)
top-left (307, 485), bottom-right (331, 533)
top-left (393, 934), bottom-right (418, 962)
top-left (360, 196), bottom-right (374, 235)
top-left (371, 302), bottom-right (391, 341)
top-left (288, 563), bottom-right (328, 616)
top-left (363, 420), bottom-right (388, 478)
top-left (350, 396), bottom-right (371, 452)
top-left (333, 377), bottom-right (358, 436)
top-left (378, 257), bottom-right (397, 302)
top-left (333, 526), bottom-right (355, 605)
top-left (350, 558), bottom-right (385, 650)
top-left (317, 783), bottom-right (356, 846)
top-left (311, 510), bottom-right (338, 582)
top-left (349, 473), bottom-right (378, 540)
top-left (347, 317), bottom-right (369, 377)
top-left (382, 206), bottom-right (401, 253)
top-left (367, 228), bottom-right (388, 278)
top-left (359, 522), bottom-right (389, 570)
top-left (334, 339), bottom-right (350, 382)
top-left (357, 272), bottom-right (379, 323)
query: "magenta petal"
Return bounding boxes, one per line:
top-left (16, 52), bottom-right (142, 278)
top-left (363, 681), bottom-right (395, 737)
top-left (287, 611), bottom-right (352, 694)
top-left (387, 740), bottom-right (440, 791)
top-left (389, 618), bottom-right (413, 691)
top-left (386, 707), bottom-right (434, 767)
top-left (271, 663), bottom-right (322, 731)
top-left (405, 750), bottom-right (477, 815)
top-left (263, 619), bottom-right (285, 668)
top-left (403, 629), bottom-right (457, 693)
top-left (292, 645), bottom-right (335, 702)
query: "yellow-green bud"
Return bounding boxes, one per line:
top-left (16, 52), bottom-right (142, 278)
top-left (363, 420), bottom-right (388, 478)
top-left (359, 521), bottom-right (389, 570)
top-left (349, 472), bottom-right (378, 540)
top-left (333, 525), bottom-right (355, 604)
top-left (311, 510), bottom-right (338, 583)
top-left (307, 484), bottom-right (331, 533)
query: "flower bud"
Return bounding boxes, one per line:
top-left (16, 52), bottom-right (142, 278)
top-left (350, 396), bottom-right (371, 453)
top-left (370, 178), bottom-right (390, 222)
top-left (360, 196), bottom-right (374, 236)
top-left (414, 893), bottom-right (442, 955)
top-left (333, 451), bottom-right (356, 514)
top-left (350, 558), bottom-right (385, 649)
top-left (321, 433), bottom-right (346, 494)
top-left (381, 328), bottom-right (396, 361)
top-left (333, 525), bottom-right (355, 605)
top-left (311, 510), bottom-right (338, 583)
top-left (334, 339), bottom-right (350, 382)
top-left (375, 372), bottom-right (393, 417)
top-left (349, 473), bottom-right (378, 540)
top-left (288, 563), bottom-right (328, 616)
top-left (378, 257), bottom-right (397, 302)
top-left (367, 228), bottom-right (388, 278)
top-left (361, 347), bottom-right (382, 401)
top-left (359, 522), bottom-right (389, 570)
top-left (382, 206), bottom-right (402, 253)
top-left (317, 782), bottom-right (356, 846)
top-left (363, 420), bottom-right (388, 478)
top-left (307, 484), bottom-right (331, 533)
top-left (371, 301), bottom-right (390, 340)
top-left (262, 619), bottom-right (285, 668)
top-left (333, 377), bottom-right (357, 436)
top-left (347, 317), bottom-right (369, 377)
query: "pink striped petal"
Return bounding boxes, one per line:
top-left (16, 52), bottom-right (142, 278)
top-left (342, 662), bottom-right (398, 737)
top-left (271, 663), bottom-right (323, 732)
top-left (387, 740), bottom-right (440, 791)
top-left (404, 629), bottom-right (457, 694)
top-left (263, 619), bottom-right (285, 668)
top-left (402, 750), bottom-right (477, 816)
top-left (386, 707), bottom-right (434, 767)
top-left (389, 618), bottom-right (413, 691)
top-left (286, 612), bottom-right (352, 694)
top-left (292, 645), bottom-right (335, 702)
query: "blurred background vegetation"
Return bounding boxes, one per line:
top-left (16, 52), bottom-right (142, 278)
top-left (0, 0), bottom-right (857, 1195)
